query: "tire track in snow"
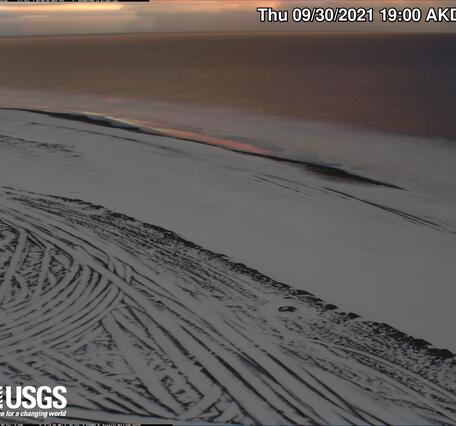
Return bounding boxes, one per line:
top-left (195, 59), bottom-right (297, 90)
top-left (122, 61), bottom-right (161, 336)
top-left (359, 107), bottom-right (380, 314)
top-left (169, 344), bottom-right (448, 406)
top-left (0, 187), bottom-right (455, 424)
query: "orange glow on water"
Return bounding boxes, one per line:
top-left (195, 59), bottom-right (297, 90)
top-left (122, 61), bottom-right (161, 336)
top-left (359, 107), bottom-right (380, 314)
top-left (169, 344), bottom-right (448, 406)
top-left (156, 127), bottom-right (268, 155)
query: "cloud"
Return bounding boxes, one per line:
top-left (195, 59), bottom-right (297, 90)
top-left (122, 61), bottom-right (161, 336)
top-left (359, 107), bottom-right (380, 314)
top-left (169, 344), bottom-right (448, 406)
top-left (0, 0), bottom-right (455, 36)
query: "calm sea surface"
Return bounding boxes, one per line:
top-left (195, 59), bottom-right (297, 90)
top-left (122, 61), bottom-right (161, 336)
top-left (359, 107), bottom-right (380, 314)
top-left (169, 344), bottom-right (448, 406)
top-left (1, 32), bottom-right (456, 140)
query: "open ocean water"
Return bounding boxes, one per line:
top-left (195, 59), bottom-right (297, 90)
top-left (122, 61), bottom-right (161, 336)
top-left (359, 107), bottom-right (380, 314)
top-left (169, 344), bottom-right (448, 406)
top-left (1, 32), bottom-right (456, 201)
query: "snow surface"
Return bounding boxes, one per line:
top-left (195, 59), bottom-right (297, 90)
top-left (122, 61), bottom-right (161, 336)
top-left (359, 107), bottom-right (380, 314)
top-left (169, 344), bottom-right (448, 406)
top-left (3, 88), bottom-right (456, 204)
top-left (0, 108), bottom-right (454, 351)
top-left (0, 109), bottom-right (455, 423)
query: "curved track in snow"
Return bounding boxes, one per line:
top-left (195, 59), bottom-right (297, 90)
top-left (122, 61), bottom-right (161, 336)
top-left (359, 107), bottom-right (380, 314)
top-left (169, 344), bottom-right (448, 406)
top-left (0, 188), bottom-right (456, 424)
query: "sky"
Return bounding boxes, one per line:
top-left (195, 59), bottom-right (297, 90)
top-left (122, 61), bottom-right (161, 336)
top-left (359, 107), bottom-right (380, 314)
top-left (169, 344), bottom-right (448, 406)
top-left (0, 1), bottom-right (455, 36)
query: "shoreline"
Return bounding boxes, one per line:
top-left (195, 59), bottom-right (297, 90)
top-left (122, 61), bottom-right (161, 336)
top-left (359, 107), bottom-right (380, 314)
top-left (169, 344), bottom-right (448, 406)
top-left (2, 33), bottom-right (456, 141)
top-left (2, 86), bottom-right (456, 205)
top-left (2, 107), bottom-right (403, 190)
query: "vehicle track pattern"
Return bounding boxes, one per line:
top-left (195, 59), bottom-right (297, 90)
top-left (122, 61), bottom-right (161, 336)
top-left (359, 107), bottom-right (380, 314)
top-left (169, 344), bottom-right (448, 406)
top-left (0, 187), bottom-right (455, 424)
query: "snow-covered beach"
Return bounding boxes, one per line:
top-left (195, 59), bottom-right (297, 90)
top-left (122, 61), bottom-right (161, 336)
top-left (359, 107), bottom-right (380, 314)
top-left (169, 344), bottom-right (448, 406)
top-left (0, 108), bottom-right (456, 423)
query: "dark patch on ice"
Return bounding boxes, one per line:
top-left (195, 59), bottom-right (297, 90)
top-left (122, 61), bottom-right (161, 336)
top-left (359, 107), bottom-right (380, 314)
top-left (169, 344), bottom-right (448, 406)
top-left (278, 306), bottom-right (297, 312)
top-left (250, 153), bottom-right (403, 189)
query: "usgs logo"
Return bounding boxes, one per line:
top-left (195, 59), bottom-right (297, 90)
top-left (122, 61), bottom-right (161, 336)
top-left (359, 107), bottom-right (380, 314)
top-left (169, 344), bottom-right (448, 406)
top-left (0, 386), bottom-right (67, 410)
